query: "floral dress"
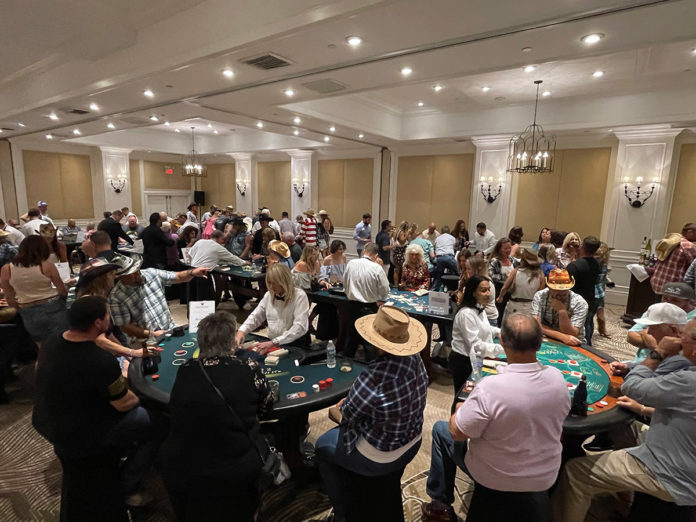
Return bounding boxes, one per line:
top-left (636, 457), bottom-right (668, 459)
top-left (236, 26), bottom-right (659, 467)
top-left (401, 263), bottom-right (430, 290)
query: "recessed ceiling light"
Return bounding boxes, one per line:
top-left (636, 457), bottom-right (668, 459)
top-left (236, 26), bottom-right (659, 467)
top-left (293, 117), bottom-right (301, 124)
top-left (45, 134), bottom-right (53, 140)
top-left (324, 136), bottom-right (330, 142)
top-left (329, 126), bottom-right (336, 132)
top-left (417, 101), bottom-right (424, 107)
top-left (256, 122), bottom-right (264, 128)
top-left (401, 66), bottom-right (412, 76)
top-left (581, 33), bottom-right (604, 45)
top-left (175, 129), bottom-right (181, 133)
top-left (48, 113), bottom-right (58, 121)
top-left (592, 70), bottom-right (604, 78)
top-left (542, 90), bottom-right (551, 97)
top-left (222, 68), bottom-right (234, 78)
top-left (433, 84), bottom-right (443, 92)
top-left (207, 123), bottom-right (212, 128)
top-left (213, 130), bottom-right (219, 134)
top-left (89, 102), bottom-right (100, 111)
top-left (149, 115), bottom-right (159, 122)
top-left (691, 48), bottom-right (696, 55)
top-left (293, 129), bottom-right (299, 136)
top-left (73, 129), bottom-right (81, 135)
top-left (524, 65), bottom-right (536, 73)
top-left (521, 46), bottom-right (533, 53)
top-left (346, 35), bottom-right (362, 47)
top-left (164, 121), bottom-right (170, 126)
top-left (607, 128), bottom-right (613, 132)
top-left (17, 122), bottom-right (26, 127)
top-left (284, 88), bottom-right (295, 97)
top-left (358, 133), bottom-right (364, 139)
top-left (481, 86), bottom-right (491, 92)
top-left (143, 89), bottom-right (154, 98)
top-left (0, 129), bottom-right (3, 133)
top-left (107, 122), bottom-right (115, 129)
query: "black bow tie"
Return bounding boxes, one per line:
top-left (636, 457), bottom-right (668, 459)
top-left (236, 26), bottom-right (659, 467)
top-left (274, 295), bottom-right (285, 301)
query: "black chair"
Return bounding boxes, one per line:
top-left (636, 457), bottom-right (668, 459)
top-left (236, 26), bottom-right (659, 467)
top-left (628, 491), bottom-right (696, 522)
top-left (0, 318), bottom-right (37, 403)
top-left (344, 467), bottom-right (406, 522)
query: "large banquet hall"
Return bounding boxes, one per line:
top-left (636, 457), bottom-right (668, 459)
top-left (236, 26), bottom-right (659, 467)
top-left (1, 1), bottom-right (696, 521)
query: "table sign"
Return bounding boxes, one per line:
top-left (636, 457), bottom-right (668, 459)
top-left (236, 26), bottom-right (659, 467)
top-left (180, 247), bottom-right (192, 265)
top-left (76, 231), bottom-right (85, 243)
top-left (428, 291), bottom-right (449, 315)
top-left (55, 262), bottom-right (71, 282)
top-left (188, 300), bottom-right (215, 333)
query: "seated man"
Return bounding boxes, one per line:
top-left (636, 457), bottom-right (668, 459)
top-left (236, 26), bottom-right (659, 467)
top-left (553, 319), bottom-right (696, 521)
top-left (224, 218), bottom-right (251, 258)
top-left (627, 282), bottom-right (695, 355)
top-left (109, 255), bottom-right (208, 338)
top-left (532, 268), bottom-right (588, 346)
top-left (81, 230), bottom-right (114, 261)
top-left (283, 231), bottom-right (303, 263)
top-left (433, 225), bottom-right (458, 291)
top-left (32, 296), bottom-right (161, 508)
top-left (60, 219), bottom-right (82, 237)
top-left (472, 222), bottom-right (496, 256)
top-left (251, 215), bottom-right (279, 255)
top-left (189, 230), bottom-right (247, 269)
top-left (122, 214), bottom-right (144, 241)
top-left (423, 314), bottom-right (569, 522)
top-left (316, 306), bottom-right (428, 521)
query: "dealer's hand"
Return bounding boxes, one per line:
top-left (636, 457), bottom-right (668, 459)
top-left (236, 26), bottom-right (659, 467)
top-left (252, 341), bottom-right (276, 355)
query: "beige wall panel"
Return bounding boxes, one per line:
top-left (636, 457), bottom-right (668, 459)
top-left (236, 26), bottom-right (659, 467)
top-left (59, 154), bottom-right (94, 219)
top-left (430, 154), bottom-right (474, 229)
top-left (129, 160), bottom-right (142, 217)
top-left (24, 150), bottom-right (62, 215)
top-left (343, 158), bottom-right (373, 228)
top-left (668, 144), bottom-right (696, 234)
top-left (318, 160), bottom-right (346, 226)
top-left (0, 141), bottom-right (18, 219)
top-left (201, 163), bottom-right (236, 209)
top-left (143, 161), bottom-right (190, 190)
top-left (396, 155), bottom-right (434, 229)
top-left (257, 161), bottom-right (291, 218)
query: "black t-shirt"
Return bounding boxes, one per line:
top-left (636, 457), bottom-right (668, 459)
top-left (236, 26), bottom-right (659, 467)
top-left (32, 334), bottom-right (128, 455)
top-left (567, 256), bottom-right (601, 305)
top-left (376, 230), bottom-right (391, 265)
top-left (214, 216), bottom-right (231, 231)
top-left (252, 227), bottom-right (280, 254)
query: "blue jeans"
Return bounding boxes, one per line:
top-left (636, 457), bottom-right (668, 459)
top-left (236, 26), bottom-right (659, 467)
top-left (433, 255), bottom-right (459, 291)
top-left (316, 426), bottom-right (421, 519)
top-left (426, 420), bottom-right (468, 505)
top-left (19, 298), bottom-right (68, 344)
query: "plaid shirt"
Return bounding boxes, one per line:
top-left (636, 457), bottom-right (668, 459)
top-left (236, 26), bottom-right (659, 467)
top-left (109, 268), bottom-right (176, 331)
top-left (340, 353), bottom-right (428, 453)
top-left (0, 243), bottom-right (18, 267)
top-left (651, 238), bottom-right (696, 294)
top-left (531, 288), bottom-right (588, 342)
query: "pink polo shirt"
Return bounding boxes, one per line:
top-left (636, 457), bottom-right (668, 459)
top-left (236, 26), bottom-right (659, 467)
top-left (455, 361), bottom-right (570, 492)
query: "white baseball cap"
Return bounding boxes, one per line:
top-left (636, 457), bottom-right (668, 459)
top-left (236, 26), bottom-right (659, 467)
top-left (634, 302), bottom-right (688, 326)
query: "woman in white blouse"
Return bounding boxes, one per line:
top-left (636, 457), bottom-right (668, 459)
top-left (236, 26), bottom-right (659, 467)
top-left (235, 263), bottom-right (310, 352)
top-left (449, 274), bottom-right (504, 394)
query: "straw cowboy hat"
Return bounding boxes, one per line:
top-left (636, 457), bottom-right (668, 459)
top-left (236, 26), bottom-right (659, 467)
top-left (355, 305), bottom-right (427, 356)
top-left (304, 208), bottom-right (316, 217)
top-left (520, 248), bottom-right (542, 268)
top-left (268, 240), bottom-right (291, 259)
top-left (546, 268), bottom-right (575, 290)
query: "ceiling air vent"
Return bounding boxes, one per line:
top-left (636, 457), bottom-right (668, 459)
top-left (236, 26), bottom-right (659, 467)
top-left (64, 107), bottom-right (90, 115)
top-left (301, 79), bottom-right (347, 94)
top-left (121, 116), bottom-right (152, 125)
top-left (241, 53), bottom-right (293, 70)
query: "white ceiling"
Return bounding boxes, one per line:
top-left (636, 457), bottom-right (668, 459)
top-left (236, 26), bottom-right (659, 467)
top-left (4, 0), bottom-right (696, 156)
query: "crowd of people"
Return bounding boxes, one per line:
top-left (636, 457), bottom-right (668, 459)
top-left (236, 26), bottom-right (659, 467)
top-left (1, 198), bottom-right (695, 521)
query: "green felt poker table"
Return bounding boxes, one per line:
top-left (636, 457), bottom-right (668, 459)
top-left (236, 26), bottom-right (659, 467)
top-left (456, 339), bottom-right (633, 436)
top-left (128, 328), bottom-right (364, 420)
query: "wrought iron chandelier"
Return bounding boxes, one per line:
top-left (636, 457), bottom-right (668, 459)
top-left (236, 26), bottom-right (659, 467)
top-left (182, 127), bottom-right (207, 177)
top-left (507, 80), bottom-right (555, 174)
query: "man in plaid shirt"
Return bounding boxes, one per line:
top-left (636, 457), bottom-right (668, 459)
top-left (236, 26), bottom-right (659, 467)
top-left (315, 306), bottom-right (428, 520)
top-left (649, 224), bottom-right (696, 295)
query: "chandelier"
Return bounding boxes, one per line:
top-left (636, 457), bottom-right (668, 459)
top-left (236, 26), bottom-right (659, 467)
top-left (508, 80), bottom-right (555, 174)
top-left (182, 127), bottom-right (207, 177)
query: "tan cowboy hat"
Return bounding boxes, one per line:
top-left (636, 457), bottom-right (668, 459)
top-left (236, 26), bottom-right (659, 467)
top-left (355, 305), bottom-right (427, 357)
top-left (0, 229), bottom-right (9, 238)
top-left (520, 248), bottom-right (542, 268)
top-left (304, 208), bottom-right (316, 217)
top-left (546, 268), bottom-right (575, 290)
top-left (319, 210), bottom-right (328, 216)
top-left (269, 240), bottom-right (290, 259)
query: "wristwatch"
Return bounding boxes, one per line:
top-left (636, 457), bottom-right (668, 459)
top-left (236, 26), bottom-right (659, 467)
top-left (648, 349), bottom-right (664, 362)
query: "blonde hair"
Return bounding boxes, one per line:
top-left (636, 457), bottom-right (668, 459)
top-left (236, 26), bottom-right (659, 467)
top-left (76, 276), bottom-right (114, 299)
top-left (595, 242), bottom-right (612, 265)
top-left (299, 245), bottom-right (320, 274)
top-left (466, 256), bottom-right (489, 277)
top-left (562, 232), bottom-right (581, 251)
top-left (265, 263), bottom-right (296, 304)
top-left (404, 243), bottom-right (425, 266)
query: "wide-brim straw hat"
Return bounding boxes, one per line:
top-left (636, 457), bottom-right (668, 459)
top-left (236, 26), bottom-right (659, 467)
top-left (76, 258), bottom-right (119, 293)
top-left (319, 210), bottom-right (328, 216)
top-left (304, 208), bottom-right (316, 217)
top-left (269, 240), bottom-right (290, 259)
top-left (546, 268), bottom-right (575, 290)
top-left (355, 305), bottom-right (427, 357)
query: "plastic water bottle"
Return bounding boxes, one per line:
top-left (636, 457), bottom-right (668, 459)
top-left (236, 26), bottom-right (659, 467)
top-left (326, 340), bottom-right (337, 368)
top-left (470, 351), bottom-right (483, 381)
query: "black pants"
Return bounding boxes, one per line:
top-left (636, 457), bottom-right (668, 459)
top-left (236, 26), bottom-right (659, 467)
top-left (164, 477), bottom-right (259, 522)
top-left (466, 483), bottom-right (552, 522)
top-left (448, 351), bottom-right (472, 395)
top-left (343, 301), bottom-right (378, 359)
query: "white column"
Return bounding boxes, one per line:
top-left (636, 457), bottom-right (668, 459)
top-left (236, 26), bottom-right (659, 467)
top-left (470, 135), bottom-right (516, 237)
top-left (288, 150), bottom-right (314, 219)
top-left (99, 147), bottom-right (132, 212)
top-left (229, 153), bottom-right (256, 217)
top-left (601, 125), bottom-right (683, 305)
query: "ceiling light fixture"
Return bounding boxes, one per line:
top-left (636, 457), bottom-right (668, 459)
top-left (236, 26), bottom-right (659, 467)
top-left (401, 66), bottom-right (413, 76)
top-left (346, 35), bottom-right (362, 47)
top-left (581, 33), bottom-right (604, 45)
top-left (482, 86), bottom-right (491, 92)
top-left (508, 80), bottom-right (555, 174)
top-left (256, 121), bottom-right (264, 128)
top-left (213, 130), bottom-right (219, 134)
top-left (175, 129), bottom-right (181, 133)
top-left (417, 101), bottom-right (424, 107)
top-left (293, 129), bottom-right (299, 136)
top-left (207, 123), bottom-right (212, 128)
top-left (48, 113), bottom-right (58, 121)
top-left (73, 129), bottom-right (81, 135)
top-left (358, 133), bottom-right (364, 139)
top-left (17, 122), bottom-right (26, 127)
top-left (524, 65), bottom-right (536, 73)
top-left (433, 84), bottom-right (443, 92)
top-left (692, 48), bottom-right (696, 55)
top-left (222, 68), bottom-right (234, 78)
top-left (143, 89), bottom-right (154, 98)
top-left (164, 121), bottom-right (170, 126)
top-left (89, 103), bottom-right (100, 111)
top-left (45, 134), bottom-right (53, 140)
top-left (542, 90), bottom-right (551, 97)
top-left (293, 117), bottom-right (302, 124)
top-left (182, 127), bottom-right (207, 177)
top-left (107, 122), bottom-right (115, 129)
top-left (329, 126), bottom-right (336, 132)
top-left (592, 70), bottom-right (604, 78)
top-left (149, 115), bottom-right (159, 122)
top-left (284, 88), bottom-right (295, 97)
top-left (324, 136), bottom-right (330, 142)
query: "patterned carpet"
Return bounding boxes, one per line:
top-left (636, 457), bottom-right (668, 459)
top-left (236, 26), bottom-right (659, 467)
top-left (0, 304), bottom-right (636, 521)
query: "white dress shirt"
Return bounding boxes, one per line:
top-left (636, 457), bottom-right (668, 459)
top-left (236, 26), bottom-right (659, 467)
top-left (239, 288), bottom-right (310, 346)
top-left (252, 219), bottom-right (280, 233)
top-left (472, 229), bottom-right (497, 255)
top-left (343, 257), bottom-right (390, 303)
top-left (451, 306), bottom-right (503, 359)
top-left (3, 225), bottom-right (25, 245)
top-left (435, 233), bottom-right (456, 256)
top-left (188, 239), bottom-right (246, 268)
top-left (22, 219), bottom-right (44, 236)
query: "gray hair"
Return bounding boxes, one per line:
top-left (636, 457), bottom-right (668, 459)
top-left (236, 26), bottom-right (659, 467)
top-left (197, 311), bottom-right (238, 358)
top-left (282, 231), bottom-right (294, 242)
top-left (405, 243), bottom-right (425, 265)
top-left (161, 221), bottom-right (171, 232)
top-left (362, 242), bottom-right (379, 256)
top-left (500, 313), bottom-right (542, 352)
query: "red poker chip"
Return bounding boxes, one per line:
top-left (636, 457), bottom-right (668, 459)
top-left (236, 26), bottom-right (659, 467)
top-left (567, 382), bottom-right (573, 387)
top-left (152, 374), bottom-right (160, 380)
top-left (563, 370), bottom-right (570, 374)
top-left (156, 347), bottom-right (164, 351)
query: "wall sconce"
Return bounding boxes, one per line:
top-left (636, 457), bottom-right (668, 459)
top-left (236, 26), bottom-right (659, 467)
top-left (479, 176), bottom-right (503, 204)
top-left (109, 178), bottom-right (127, 194)
top-left (236, 181), bottom-right (248, 197)
top-left (293, 178), bottom-right (308, 198)
top-left (623, 176), bottom-right (657, 208)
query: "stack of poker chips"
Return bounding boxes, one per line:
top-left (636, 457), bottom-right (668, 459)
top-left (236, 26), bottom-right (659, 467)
top-left (313, 378), bottom-right (334, 392)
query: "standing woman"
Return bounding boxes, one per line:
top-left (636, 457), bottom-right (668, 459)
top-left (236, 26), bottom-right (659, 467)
top-left (318, 210), bottom-right (334, 257)
top-left (177, 226), bottom-right (198, 259)
top-left (186, 203), bottom-right (198, 225)
top-left (452, 219), bottom-right (470, 253)
top-left (40, 223), bottom-right (67, 263)
top-left (300, 209), bottom-right (318, 247)
top-left (321, 240), bottom-right (348, 285)
top-left (0, 235), bottom-right (68, 346)
top-left (556, 232), bottom-right (581, 268)
top-left (507, 226), bottom-right (524, 259)
top-left (163, 311), bottom-right (273, 521)
top-left (390, 221), bottom-right (409, 286)
top-left (487, 237), bottom-right (519, 323)
top-left (497, 248), bottom-right (546, 323)
top-left (532, 227), bottom-right (552, 251)
top-left (449, 275), bottom-right (503, 394)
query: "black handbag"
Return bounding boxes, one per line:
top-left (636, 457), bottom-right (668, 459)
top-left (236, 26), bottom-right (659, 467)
top-left (197, 360), bottom-right (290, 489)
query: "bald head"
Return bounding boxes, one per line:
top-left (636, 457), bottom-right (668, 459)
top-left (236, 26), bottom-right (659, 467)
top-left (500, 314), bottom-right (542, 353)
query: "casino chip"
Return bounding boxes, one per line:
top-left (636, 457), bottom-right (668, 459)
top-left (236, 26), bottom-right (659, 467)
top-left (175, 350), bottom-right (187, 356)
top-left (290, 376), bottom-right (305, 384)
top-left (172, 359), bottom-right (187, 366)
top-left (182, 341), bottom-right (195, 348)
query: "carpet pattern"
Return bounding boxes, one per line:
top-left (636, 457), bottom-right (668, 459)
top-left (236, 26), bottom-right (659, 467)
top-left (0, 304), bottom-right (637, 521)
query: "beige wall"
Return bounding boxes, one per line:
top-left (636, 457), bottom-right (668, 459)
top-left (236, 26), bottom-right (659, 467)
top-left (0, 141), bottom-right (18, 219)
top-left (128, 159), bottom-right (142, 217)
top-left (257, 161), bottom-right (291, 218)
top-left (200, 163), bottom-right (236, 210)
top-left (668, 143), bottom-right (696, 234)
top-left (395, 154), bottom-right (474, 230)
top-left (142, 160), bottom-right (192, 190)
top-left (22, 149), bottom-right (94, 219)
top-left (318, 158), bottom-right (374, 228)
top-left (515, 148), bottom-right (611, 239)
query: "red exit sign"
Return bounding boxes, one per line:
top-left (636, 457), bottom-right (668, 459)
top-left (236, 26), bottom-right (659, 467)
top-left (164, 166), bottom-right (173, 175)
